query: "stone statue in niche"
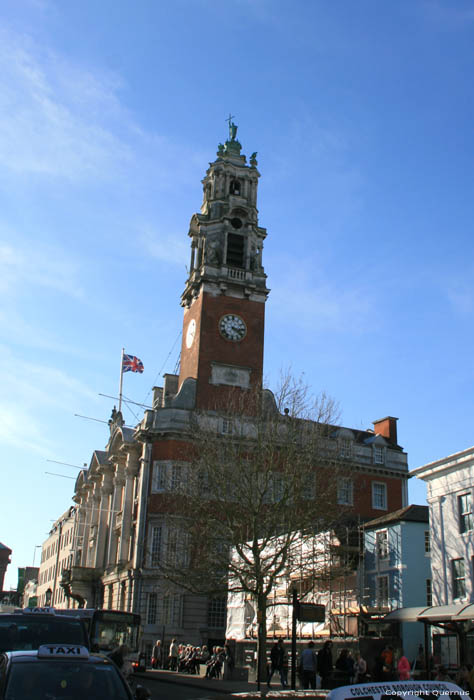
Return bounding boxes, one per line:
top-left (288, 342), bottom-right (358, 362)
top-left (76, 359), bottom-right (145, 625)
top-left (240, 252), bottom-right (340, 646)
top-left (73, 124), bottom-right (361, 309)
top-left (249, 243), bottom-right (261, 271)
top-left (205, 237), bottom-right (222, 265)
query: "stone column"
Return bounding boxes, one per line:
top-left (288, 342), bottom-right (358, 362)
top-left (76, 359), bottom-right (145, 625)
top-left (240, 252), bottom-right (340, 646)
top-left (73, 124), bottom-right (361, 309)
top-left (86, 484), bottom-right (101, 568)
top-left (80, 485), bottom-right (94, 567)
top-left (93, 469), bottom-right (114, 569)
top-left (118, 451), bottom-right (140, 563)
top-left (106, 462), bottom-right (125, 567)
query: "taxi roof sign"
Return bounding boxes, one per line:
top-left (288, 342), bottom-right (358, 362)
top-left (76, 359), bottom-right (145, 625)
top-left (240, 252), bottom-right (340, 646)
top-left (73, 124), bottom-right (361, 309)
top-left (22, 606), bottom-right (56, 615)
top-left (38, 644), bottom-right (89, 659)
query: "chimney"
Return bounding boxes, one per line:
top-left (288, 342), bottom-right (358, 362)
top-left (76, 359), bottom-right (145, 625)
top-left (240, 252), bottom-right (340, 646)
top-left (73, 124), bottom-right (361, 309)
top-left (373, 416), bottom-right (398, 445)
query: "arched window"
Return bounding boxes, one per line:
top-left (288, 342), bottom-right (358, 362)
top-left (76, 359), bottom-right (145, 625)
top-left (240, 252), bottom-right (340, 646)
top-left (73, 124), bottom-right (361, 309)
top-left (229, 179), bottom-right (241, 195)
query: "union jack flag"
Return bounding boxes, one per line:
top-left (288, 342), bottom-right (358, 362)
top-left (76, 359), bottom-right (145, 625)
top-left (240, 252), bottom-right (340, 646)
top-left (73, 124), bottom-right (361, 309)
top-left (122, 353), bottom-right (144, 373)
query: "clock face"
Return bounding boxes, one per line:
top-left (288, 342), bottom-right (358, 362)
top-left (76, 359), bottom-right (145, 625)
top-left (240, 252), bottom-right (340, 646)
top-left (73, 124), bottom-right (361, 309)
top-left (186, 319), bottom-right (196, 348)
top-left (219, 314), bottom-right (247, 342)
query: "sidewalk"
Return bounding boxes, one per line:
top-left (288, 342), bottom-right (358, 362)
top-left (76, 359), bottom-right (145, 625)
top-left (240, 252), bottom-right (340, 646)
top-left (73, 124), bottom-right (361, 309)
top-left (136, 668), bottom-right (328, 698)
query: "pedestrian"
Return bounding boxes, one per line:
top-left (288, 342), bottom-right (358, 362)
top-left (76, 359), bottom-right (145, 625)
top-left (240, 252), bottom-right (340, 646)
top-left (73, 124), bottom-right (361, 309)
top-left (223, 643), bottom-right (235, 680)
top-left (397, 650), bottom-right (411, 681)
top-left (335, 648), bottom-right (354, 684)
top-left (317, 640), bottom-right (333, 688)
top-left (151, 639), bottom-right (162, 669)
top-left (300, 640), bottom-right (318, 689)
top-left (168, 638), bottom-right (179, 671)
top-left (267, 639), bottom-right (286, 688)
top-left (381, 645), bottom-right (394, 680)
top-left (354, 652), bottom-right (368, 683)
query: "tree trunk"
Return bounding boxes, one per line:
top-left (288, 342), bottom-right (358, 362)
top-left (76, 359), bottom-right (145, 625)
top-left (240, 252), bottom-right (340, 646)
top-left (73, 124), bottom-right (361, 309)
top-left (256, 593), bottom-right (268, 687)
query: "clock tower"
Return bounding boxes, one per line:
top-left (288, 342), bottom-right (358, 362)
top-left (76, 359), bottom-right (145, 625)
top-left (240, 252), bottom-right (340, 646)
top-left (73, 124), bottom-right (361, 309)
top-left (178, 121), bottom-right (270, 410)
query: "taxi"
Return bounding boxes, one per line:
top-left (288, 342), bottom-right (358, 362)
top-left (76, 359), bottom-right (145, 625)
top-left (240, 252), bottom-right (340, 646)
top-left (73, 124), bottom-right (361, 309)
top-left (327, 680), bottom-right (468, 700)
top-left (0, 643), bottom-right (151, 700)
top-left (0, 607), bottom-right (89, 652)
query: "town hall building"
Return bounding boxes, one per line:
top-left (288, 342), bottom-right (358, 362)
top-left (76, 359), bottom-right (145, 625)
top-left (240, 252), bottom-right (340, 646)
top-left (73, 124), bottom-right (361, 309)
top-left (37, 124), bottom-right (409, 655)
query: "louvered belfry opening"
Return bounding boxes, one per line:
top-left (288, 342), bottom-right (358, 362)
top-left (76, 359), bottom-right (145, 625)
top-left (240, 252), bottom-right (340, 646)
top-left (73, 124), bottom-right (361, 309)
top-left (226, 233), bottom-right (245, 268)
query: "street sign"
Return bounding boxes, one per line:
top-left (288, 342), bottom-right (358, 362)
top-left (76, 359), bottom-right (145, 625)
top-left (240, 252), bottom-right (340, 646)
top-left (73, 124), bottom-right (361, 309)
top-left (297, 603), bottom-right (325, 622)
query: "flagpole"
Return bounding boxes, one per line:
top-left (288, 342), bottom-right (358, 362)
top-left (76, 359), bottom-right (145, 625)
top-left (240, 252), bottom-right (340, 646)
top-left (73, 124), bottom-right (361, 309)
top-left (118, 348), bottom-right (124, 414)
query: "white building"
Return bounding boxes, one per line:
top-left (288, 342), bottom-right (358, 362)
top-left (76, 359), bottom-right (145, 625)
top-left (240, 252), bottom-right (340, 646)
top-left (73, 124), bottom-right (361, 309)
top-left (411, 447), bottom-right (474, 606)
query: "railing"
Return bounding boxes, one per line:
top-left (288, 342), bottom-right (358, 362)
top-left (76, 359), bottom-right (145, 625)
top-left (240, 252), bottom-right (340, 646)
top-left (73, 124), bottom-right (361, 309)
top-left (228, 267), bottom-right (246, 280)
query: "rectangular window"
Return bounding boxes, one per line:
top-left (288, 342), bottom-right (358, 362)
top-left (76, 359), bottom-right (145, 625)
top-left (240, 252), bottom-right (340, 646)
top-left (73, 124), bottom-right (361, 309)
top-left (152, 461), bottom-right (168, 493)
top-left (452, 558), bottom-right (466, 599)
top-left (372, 482), bottom-right (387, 510)
top-left (337, 478), bottom-right (353, 505)
top-left (376, 530), bottom-right (389, 559)
top-left (374, 446), bottom-right (385, 464)
top-left (376, 575), bottom-right (389, 607)
top-left (208, 596), bottom-right (227, 629)
top-left (150, 526), bottom-right (162, 567)
top-left (340, 440), bottom-right (352, 459)
top-left (424, 531), bottom-right (431, 553)
top-left (426, 579), bottom-right (432, 606)
top-left (162, 594), bottom-right (182, 626)
top-left (458, 493), bottom-right (473, 533)
top-left (222, 418), bottom-right (233, 434)
top-left (147, 592), bottom-right (157, 625)
top-left (170, 464), bottom-right (183, 491)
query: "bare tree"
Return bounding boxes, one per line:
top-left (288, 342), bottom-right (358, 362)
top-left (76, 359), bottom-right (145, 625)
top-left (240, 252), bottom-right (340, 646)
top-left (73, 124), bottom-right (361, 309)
top-left (157, 374), bottom-right (353, 680)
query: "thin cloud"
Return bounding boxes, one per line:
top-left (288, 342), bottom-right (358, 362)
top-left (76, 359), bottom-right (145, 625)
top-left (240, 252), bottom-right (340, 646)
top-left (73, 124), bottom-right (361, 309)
top-left (140, 225), bottom-right (189, 267)
top-left (269, 256), bottom-right (374, 333)
top-left (0, 26), bottom-right (132, 180)
top-left (0, 239), bottom-right (85, 298)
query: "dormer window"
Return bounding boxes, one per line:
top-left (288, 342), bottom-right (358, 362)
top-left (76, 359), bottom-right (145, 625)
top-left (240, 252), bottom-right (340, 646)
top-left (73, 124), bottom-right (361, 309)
top-left (340, 439), bottom-right (352, 459)
top-left (229, 179), bottom-right (241, 195)
top-left (374, 446), bottom-right (385, 464)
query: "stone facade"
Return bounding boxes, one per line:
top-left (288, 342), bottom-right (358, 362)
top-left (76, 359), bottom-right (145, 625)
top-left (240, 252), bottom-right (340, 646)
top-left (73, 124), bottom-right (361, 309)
top-left (37, 507), bottom-right (76, 607)
top-left (411, 446), bottom-right (474, 606)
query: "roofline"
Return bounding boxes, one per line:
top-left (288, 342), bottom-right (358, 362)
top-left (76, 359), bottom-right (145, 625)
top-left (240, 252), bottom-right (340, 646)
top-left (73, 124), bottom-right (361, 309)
top-left (411, 445), bottom-right (474, 479)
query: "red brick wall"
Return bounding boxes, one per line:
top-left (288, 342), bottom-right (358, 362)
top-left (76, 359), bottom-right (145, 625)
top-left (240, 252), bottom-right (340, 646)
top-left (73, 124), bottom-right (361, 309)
top-left (179, 291), bottom-right (265, 410)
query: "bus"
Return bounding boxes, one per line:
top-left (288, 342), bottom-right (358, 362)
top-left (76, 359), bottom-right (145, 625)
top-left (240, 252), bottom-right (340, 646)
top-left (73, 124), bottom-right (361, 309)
top-left (59, 609), bottom-right (145, 672)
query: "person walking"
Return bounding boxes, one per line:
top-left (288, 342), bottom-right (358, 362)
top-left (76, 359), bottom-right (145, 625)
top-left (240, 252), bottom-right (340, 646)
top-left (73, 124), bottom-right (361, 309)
top-left (168, 638), bottom-right (179, 671)
top-left (267, 639), bottom-right (286, 688)
top-left (151, 639), bottom-right (162, 669)
top-left (354, 652), bottom-right (368, 683)
top-left (317, 640), bottom-right (333, 688)
top-left (300, 641), bottom-right (318, 690)
top-left (397, 650), bottom-right (411, 681)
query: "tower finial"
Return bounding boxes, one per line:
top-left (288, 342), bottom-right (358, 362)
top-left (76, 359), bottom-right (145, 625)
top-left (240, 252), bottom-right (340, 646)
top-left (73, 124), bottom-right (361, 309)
top-left (225, 113), bottom-right (238, 141)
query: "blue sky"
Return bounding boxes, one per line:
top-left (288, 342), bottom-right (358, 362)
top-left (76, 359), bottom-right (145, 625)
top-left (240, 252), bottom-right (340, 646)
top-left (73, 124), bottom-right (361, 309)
top-left (1, 0), bottom-right (474, 590)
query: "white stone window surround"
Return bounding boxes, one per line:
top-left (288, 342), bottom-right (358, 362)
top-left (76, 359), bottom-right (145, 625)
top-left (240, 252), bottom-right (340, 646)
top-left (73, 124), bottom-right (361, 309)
top-left (452, 557), bottom-right (466, 599)
top-left (337, 478), bottom-right (353, 506)
top-left (458, 492), bottom-right (473, 534)
top-left (372, 481), bottom-right (388, 510)
top-left (376, 529), bottom-right (389, 559)
top-left (146, 591), bottom-right (158, 625)
top-left (148, 519), bottom-right (190, 569)
top-left (151, 460), bottom-right (188, 493)
top-left (374, 445), bottom-right (385, 465)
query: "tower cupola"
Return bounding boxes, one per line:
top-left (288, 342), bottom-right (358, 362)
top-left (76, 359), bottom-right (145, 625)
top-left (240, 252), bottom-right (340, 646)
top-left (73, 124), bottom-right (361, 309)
top-left (181, 119), bottom-right (269, 308)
